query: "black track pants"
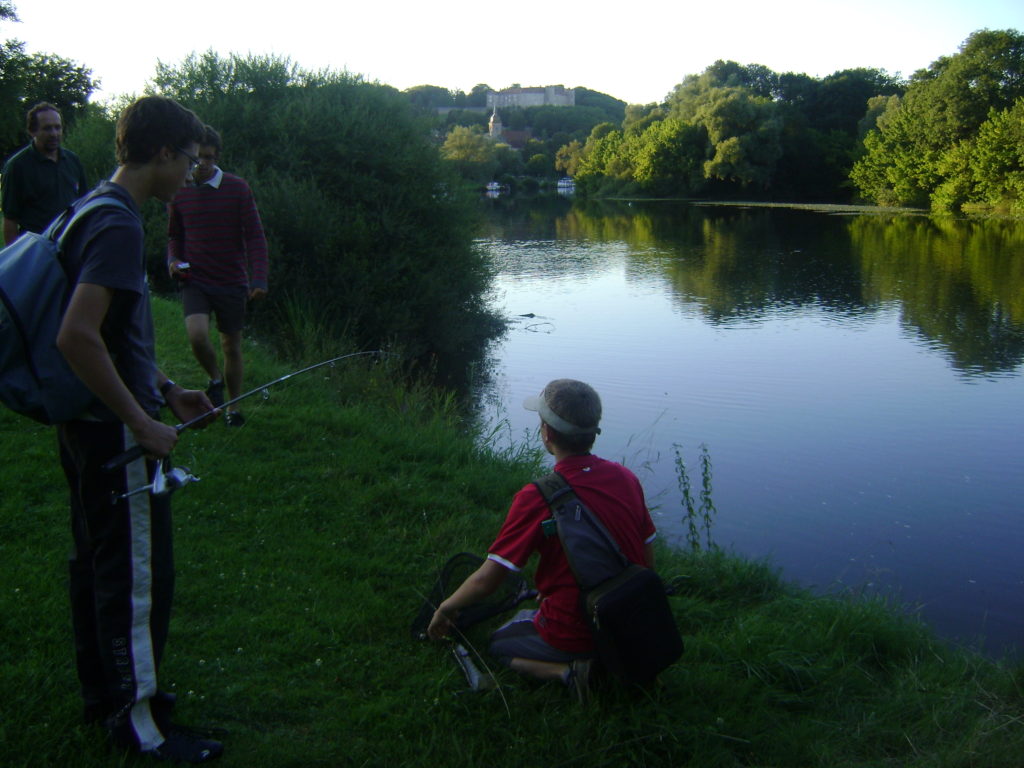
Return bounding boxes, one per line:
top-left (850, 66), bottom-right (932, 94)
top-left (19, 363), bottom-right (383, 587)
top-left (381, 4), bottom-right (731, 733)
top-left (59, 420), bottom-right (174, 750)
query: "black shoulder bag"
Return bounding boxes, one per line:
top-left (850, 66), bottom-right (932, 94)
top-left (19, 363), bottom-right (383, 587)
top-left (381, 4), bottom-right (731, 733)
top-left (535, 471), bottom-right (683, 685)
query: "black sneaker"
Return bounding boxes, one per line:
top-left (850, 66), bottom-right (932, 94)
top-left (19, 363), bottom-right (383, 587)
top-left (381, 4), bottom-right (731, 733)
top-left (224, 411), bottom-right (245, 427)
top-left (144, 724), bottom-right (224, 763)
top-left (206, 380), bottom-right (225, 408)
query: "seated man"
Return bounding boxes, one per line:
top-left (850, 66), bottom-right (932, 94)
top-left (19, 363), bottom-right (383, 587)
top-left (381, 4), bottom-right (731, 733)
top-left (428, 379), bottom-right (656, 702)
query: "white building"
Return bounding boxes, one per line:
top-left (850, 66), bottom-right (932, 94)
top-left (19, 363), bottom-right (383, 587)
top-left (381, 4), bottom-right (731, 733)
top-left (486, 85), bottom-right (575, 109)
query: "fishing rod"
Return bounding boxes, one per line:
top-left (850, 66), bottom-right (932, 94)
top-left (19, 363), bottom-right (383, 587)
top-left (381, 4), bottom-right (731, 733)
top-left (102, 350), bottom-right (383, 473)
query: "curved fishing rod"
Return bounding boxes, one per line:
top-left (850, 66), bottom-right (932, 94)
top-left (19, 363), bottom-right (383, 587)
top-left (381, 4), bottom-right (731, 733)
top-left (101, 350), bottom-right (383, 472)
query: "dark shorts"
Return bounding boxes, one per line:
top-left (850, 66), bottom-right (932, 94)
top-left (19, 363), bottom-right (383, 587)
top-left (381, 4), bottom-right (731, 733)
top-left (182, 283), bottom-right (248, 335)
top-left (488, 609), bottom-right (592, 666)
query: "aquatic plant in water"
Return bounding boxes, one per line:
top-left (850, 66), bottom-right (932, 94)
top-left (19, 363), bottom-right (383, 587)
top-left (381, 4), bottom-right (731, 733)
top-left (675, 443), bottom-right (717, 552)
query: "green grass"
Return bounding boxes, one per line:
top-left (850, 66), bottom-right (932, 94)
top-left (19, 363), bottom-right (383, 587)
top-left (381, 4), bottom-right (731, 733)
top-left (1, 296), bottom-right (1022, 767)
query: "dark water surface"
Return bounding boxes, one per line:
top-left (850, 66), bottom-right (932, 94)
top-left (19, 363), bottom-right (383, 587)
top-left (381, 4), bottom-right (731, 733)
top-left (472, 198), bottom-right (1024, 658)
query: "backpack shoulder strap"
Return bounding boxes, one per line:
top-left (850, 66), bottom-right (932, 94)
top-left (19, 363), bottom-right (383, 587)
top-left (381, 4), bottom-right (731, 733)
top-left (48, 194), bottom-right (135, 249)
top-left (534, 471), bottom-right (573, 506)
top-left (534, 470), bottom-right (629, 589)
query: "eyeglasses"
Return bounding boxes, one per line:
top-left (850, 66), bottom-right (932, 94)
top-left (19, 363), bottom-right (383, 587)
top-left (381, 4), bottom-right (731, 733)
top-left (177, 147), bottom-right (200, 172)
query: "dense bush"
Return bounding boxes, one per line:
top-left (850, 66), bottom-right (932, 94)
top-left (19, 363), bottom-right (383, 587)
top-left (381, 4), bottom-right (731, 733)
top-left (70, 52), bottom-right (503, 369)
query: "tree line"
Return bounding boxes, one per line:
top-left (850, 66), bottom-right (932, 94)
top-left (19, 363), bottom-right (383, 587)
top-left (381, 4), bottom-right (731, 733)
top-left (2, 2), bottom-right (1021, 381)
top-left (411, 29), bottom-right (1024, 215)
top-left (851, 29), bottom-right (1024, 213)
top-left (558, 29), bottom-right (1023, 214)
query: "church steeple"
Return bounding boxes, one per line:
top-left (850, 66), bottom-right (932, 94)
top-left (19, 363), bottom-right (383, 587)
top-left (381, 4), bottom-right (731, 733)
top-left (488, 107), bottom-right (503, 139)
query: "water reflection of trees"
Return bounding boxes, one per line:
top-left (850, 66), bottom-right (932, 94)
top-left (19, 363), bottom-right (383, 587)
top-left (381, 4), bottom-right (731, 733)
top-left (850, 216), bottom-right (1024, 375)
top-left (486, 200), bottom-right (1024, 375)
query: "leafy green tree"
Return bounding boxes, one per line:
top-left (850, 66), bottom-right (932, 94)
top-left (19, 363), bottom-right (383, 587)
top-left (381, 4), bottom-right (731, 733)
top-left (775, 71), bottom-right (818, 106)
top-left (62, 101), bottom-right (118, 182)
top-left (0, 3), bottom-right (98, 157)
top-left (574, 125), bottom-right (633, 193)
top-left (525, 152), bottom-right (551, 177)
top-left (0, 39), bottom-right (28, 152)
top-left (623, 104), bottom-right (666, 136)
top-left (964, 99), bottom-right (1024, 212)
top-left (403, 84), bottom-right (455, 110)
top-left (554, 140), bottom-right (582, 177)
top-left (852, 29), bottom-right (1024, 208)
top-left (572, 87), bottom-right (627, 123)
top-left (148, 52), bottom-right (497, 364)
top-left (443, 109), bottom-right (488, 131)
top-left (500, 107), bottom-right (528, 131)
top-left (805, 68), bottom-right (902, 133)
top-left (440, 125), bottom-right (498, 182)
top-left (556, 62), bottom-right (902, 200)
top-left (494, 142), bottom-right (524, 178)
top-left (669, 60), bottom-right (778, 119)
top-left (631, 118), bottom-right (706, 194)
top-left (151, 49), bottom-right (305, 101)
top-left (696, 88), bottom-right (782, 187)
top-left (467, 83), bottom-right (492, 107)
top-left (20, 52), bottom-right (95, 122)
top-left (857, 94), bottom-right (898, 137)
top-left (523, 104), bottom-right (609, 139)
top-left (910, 29), bottom-right (1024, 145)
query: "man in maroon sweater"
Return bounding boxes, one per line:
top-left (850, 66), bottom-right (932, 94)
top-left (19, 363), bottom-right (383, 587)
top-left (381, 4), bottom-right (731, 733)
top-left (167, 125), bottom-right (268, 426)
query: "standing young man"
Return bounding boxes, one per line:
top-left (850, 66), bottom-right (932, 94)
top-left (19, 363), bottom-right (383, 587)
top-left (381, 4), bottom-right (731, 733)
top-left (1, 102), bottom-right (89, 243)
top-left (427, 379), bottom-right (657, 704)
top-left (56, 95), bottom-right (223, 763)
top-left (167, 125), bottom-right (268, 426)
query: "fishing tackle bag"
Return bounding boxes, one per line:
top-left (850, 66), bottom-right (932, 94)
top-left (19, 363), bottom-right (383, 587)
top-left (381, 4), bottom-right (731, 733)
top-left (535, 471), bottom-right (683, 685)
top-left (0, 195), bottom-right (130, 424)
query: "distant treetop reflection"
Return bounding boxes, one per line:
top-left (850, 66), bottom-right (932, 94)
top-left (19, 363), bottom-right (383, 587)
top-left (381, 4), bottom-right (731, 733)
top-left (488, 200), bottom-right (1024, 377)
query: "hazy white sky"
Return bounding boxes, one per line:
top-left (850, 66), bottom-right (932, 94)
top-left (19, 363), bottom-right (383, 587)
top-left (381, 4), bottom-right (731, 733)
top-left (10, 0), bottom-right (1023, 105)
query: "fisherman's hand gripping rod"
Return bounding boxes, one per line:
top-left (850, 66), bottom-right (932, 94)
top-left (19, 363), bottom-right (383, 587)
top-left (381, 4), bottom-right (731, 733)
top-left (101, 350), bottom-right (383, 472)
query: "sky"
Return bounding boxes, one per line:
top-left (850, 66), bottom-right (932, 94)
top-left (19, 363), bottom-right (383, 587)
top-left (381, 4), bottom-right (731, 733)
top-left (9, 0), bottom-right (1023, 106)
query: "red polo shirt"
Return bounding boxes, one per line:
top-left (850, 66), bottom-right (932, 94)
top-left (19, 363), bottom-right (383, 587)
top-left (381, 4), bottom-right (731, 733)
top-left (488, 454), bottom-right (656, 652)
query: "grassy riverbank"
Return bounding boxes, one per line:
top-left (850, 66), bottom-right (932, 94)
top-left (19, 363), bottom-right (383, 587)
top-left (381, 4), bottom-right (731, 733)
top-left (1, 296), bottom-right (1021, 767)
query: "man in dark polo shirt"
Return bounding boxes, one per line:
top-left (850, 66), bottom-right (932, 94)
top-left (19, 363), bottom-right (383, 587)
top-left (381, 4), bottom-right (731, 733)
top-left (1, 101), bottom-right (88, 244)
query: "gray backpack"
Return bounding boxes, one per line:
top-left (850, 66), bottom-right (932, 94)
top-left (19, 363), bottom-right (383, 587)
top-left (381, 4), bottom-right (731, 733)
top-left (0, 195), bottom-right (131, 424)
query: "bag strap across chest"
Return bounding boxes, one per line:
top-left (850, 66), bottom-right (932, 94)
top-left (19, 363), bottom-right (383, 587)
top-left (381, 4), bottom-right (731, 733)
top-left (534, 471), bottom-right (630, 591)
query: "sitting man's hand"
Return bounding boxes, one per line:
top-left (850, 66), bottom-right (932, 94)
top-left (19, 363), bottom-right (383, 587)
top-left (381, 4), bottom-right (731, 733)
top-left (427, 607), bottom-right (456, 641)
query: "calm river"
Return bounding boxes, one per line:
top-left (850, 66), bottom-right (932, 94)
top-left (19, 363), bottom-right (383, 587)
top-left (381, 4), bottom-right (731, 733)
top-left (471, 196), bottom-right (1024, 658)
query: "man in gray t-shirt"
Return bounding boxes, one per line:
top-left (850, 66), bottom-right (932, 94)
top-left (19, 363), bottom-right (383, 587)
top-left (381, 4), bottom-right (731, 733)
top-left (55, 96), bottom-right (224, 764)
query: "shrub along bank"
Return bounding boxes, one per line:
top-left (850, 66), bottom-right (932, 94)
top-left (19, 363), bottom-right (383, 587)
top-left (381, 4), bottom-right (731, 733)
top-left (0, 297), bottom-right (1021, 767)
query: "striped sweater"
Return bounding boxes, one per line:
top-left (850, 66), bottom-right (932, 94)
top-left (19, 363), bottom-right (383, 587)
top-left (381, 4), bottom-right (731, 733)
top-left (167, 171), bottom-right (268, 289)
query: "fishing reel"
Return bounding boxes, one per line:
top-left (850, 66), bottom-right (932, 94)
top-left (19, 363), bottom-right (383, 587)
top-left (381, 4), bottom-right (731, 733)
top-left (118, 458), bottom-right (199, 501)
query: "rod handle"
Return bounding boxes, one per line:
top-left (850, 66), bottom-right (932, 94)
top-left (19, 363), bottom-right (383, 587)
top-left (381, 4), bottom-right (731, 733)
top-left (101, 444), bottom-right (145, 473)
